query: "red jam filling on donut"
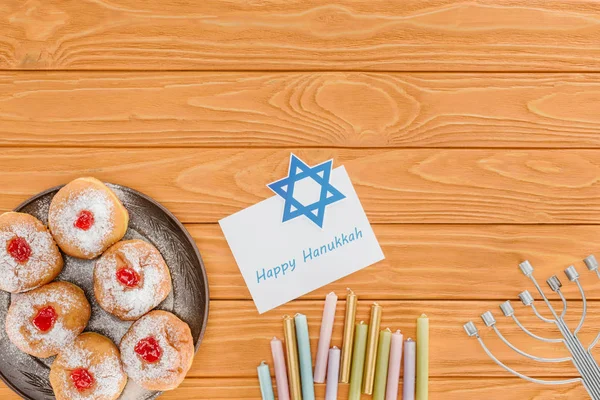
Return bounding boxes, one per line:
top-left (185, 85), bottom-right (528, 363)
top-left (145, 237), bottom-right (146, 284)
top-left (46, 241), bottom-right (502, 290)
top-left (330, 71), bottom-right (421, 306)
top-left (134, 336), bottom-right (163, 363)
top-left (32, 306), bottom-right (57, 332)
top-left (74, 210), bottom-right (94, 231)
top-left (70, 368), bottom-right (95, 391)
top-left (116, 267), bottom-right (141, 288)
top-left (7, 236), bottom-right (31, 263)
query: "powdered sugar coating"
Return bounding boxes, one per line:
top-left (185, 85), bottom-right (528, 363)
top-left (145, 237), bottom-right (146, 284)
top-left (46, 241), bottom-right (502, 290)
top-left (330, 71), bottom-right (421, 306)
top-left (50, 333), bottom-right (126, 400)
top-left (0, 213), bottom-right (62, 293)
top-left (5, 282), bottom-right (90, 358)
top-left (94, 240), bottom-right (172, 320)
top-left (120, 311), bottom-right (194, 390)
top-left (49, 188), bottom-right (115, 258)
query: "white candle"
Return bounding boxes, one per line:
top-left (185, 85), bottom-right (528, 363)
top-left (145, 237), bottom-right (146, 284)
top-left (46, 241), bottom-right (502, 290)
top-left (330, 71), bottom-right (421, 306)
top-left (403, 338), bottom-right (416, 400)
top-left (314, 291), bottom-right (338, 383)
top-left (325, 347), bottom-right (341, 400)
top-left (271, 337), bottom-right (290, 400)
top-left (385, 330), bottom-right (403, 400)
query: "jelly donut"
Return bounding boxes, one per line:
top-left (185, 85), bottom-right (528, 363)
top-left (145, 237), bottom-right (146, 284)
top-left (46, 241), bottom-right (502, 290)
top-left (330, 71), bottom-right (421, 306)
top-left (48, 177), bottom-right (129, 259)
top-left (120, 310), bottom-right (194, 391)
top-left (0, 212), bottom-right (63, 293)
top-left (5, 281), bottom-right (91, 358)
top-left (50, 332), bottom-right (127, 400)
top-left (94, 240), bottom-right (172, 321)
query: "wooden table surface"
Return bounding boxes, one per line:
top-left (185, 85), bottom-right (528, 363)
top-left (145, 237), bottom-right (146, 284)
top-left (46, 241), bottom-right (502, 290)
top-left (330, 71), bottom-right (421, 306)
top-left (2, 1), bottom-right (600, 399)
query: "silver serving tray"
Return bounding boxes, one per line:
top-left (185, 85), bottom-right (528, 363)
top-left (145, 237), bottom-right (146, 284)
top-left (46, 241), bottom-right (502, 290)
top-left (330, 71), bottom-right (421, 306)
top-left (0, 183), bottom-right (209, 399)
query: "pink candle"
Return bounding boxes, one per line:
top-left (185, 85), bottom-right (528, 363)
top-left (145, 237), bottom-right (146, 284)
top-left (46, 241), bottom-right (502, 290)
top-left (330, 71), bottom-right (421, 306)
top-left (271, 337), bottom-right (291, 400)
top-left (314, 291), bottom-right (338, 383)
top-left (385, 330), bottom-right (403, 400)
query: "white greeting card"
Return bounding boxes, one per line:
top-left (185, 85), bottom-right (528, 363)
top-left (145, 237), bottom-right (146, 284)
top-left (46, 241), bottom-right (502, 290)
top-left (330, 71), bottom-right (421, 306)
top-left (219, 154), bottom-right (384, 313)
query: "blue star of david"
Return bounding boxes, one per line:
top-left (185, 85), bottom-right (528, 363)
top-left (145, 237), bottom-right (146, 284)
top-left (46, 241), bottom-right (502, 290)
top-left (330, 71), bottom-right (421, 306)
top-left (268, 154), bottom-right (346, 228)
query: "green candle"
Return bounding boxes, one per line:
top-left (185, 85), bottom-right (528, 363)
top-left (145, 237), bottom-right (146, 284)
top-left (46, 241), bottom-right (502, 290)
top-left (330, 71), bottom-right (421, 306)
top-left (372, 328), bottom-right (392, 400)
top-left (416, 314), bottom-right (429, 400)
top-left (348, 321), bottom-right (368, 400)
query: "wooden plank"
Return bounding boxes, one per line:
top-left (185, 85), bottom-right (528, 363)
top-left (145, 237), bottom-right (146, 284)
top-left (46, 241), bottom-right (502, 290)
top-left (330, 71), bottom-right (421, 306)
top-left (0, 148), bottom-right (600, 224)
top-left (195, 224), bottom-right (600, 301)
top-left (3, 72), bottom-right (600, 148)
top-left (0, 377), bottom-right (588, 399)
top-left (2, 1), bottom-right (600, 71)
top-left (186, 300), bottom-right (597, 378)
top-left (159, 378), bottom-right (588, 400)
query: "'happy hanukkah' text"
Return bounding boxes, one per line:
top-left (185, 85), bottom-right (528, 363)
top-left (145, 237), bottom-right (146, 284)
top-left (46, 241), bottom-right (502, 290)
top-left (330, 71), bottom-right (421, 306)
top-left (255, 226), bottom-right (363, 284)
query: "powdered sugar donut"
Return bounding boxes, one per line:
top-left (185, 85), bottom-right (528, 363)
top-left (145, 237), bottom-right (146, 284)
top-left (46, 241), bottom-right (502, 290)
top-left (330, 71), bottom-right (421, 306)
top-left (50, 332), bottom-right (127, 400)
top-left (119, 310), bottom-right (194, 391)
top-left (94, 240), bottom-right (172, 321)
top-left (0, 212), bottom-right (63, 293)
top-left (48, 177), bottom-right (129, 259)
top-left (5, 281), bottom-right (91, 358)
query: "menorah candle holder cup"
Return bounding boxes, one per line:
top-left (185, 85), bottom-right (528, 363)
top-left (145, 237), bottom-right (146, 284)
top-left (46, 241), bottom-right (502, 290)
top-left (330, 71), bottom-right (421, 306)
top-left (464, 255), bottom-right (600, 400)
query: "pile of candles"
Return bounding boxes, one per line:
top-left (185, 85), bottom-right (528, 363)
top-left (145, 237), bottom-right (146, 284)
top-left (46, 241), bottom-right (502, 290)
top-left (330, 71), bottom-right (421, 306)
top-left (257, 289), bottom-right (430, 400)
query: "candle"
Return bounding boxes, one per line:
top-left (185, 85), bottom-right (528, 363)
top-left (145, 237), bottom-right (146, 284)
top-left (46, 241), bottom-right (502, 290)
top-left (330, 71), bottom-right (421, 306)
top-left (325, 347), bottom-right (340, 400)
top-left (362, 302), bottom-right (382, 394)
top-left (257, 361), bottom-right (275, 400)
top-left (295, 313), bottom-right (315, 400)
top-left (271, 337), bottom-right (290, 400)
top-left (372, 328), bottom-right (392, 400)
top-left (348, 321), bottom-right (368, 400)
top-left (385, 330), bottom-right (404, 400)
top-left (283, 315), bottom-right (302, 400)
top-left (403, 338), bottom-right (416, 400)
top-left (416, 314), bottom-right (429, 400)
top-left (314, 292), bottom-right (338, 383)
top-left (340, 288), bottom-right (357, 383)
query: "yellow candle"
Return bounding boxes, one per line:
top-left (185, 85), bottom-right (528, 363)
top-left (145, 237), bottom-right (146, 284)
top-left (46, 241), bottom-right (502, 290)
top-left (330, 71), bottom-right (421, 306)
top-left (283, 315), bottom-right (302, 400)
top-left (362, 302), bottom-right (382, 394)
top-left (416, 314), bottom-right (429, 400)
top-left (340, 288), bottom-right (357, 383)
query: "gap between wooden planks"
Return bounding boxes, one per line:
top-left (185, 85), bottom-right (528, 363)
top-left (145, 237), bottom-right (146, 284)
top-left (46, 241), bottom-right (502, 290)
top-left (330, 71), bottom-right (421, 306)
top-left (0, 377), bottom-right (586, 400)
top-left (2, 1), bottom-right (600, 70)
top-left (1, 72), bottom-right (600, 148)
top-left (0, 148), bottom-right (599, 224)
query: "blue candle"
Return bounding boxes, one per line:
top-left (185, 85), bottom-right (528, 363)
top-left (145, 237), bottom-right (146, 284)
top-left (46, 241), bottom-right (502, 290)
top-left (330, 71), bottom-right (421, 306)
top-left (257, 361), bottom-right (275, 400)
top-left (294, 313), bottom-right (315, 400)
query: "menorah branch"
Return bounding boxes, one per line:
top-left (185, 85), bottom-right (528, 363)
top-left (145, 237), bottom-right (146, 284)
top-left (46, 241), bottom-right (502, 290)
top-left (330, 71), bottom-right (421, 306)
top-left (556, 290), bottom-right (568, 320)
top-left (565, 266), bottom-right (587, 335)
top-left (531, 303), bottom-right (556, 324)
top-left (480, 312), bottom-right (571, 363)
top-left (518, 290), bottom-right (555, 324)
top-left (464, 322), bottom-right (582, 386)
top-left (589, 334), bottom-right (600, 353)
top-left (500, 301), bottom-right (562, 343)
top-left (511, 315), bottom-right (562, 343)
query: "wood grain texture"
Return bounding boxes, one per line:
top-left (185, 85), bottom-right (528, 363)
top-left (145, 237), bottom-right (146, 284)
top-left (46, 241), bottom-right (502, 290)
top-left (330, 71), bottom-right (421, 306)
top-left (3, 1), bottom-right (600, 71)
top-left (194, 224), bottom-right (600, 301)
top-left (186, 300), bottom-right (599, 378)
top-left (3, 1), bottom-right (600, 398)
top-left (4, 72), bottom-right (600, 148)
top-left (0, 378), bottom-right (587, 400)
top-left (0, 148), bottom-right (600, 224)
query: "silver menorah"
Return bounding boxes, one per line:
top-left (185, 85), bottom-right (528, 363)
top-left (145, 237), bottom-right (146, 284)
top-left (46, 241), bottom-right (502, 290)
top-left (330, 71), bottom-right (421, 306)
top-left (464, 255), bottom-right (600, 399)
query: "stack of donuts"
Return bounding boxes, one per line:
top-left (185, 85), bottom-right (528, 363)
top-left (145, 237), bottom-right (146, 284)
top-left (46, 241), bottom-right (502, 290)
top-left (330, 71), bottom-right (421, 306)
top-left (0, 177), bottom-right (195, 400)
